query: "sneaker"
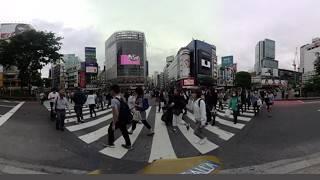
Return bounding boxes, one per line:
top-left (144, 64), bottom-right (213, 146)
top-left (79, 120), bottom-right (85, 123)
top-left (128, 130), bottom-right (134, 135)
top-left (186, 124), bottom-right (190, 131)
top-left (147, 130), bottom-right (155, 136)
top-left (172, 128), bottom-right (177, 133)
top-left (121, 144), bottom-right (133, 150)
top-left (103, 144), bottom-right (115, 148)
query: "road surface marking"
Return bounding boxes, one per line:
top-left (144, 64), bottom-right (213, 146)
top-left (65, 109), bottom-right (112, 123)
top-left (0, 104), bottom-right (16, 108)
top-left (215, 117), bottom-right (245, 129)
top-left (99, 108), bottom-right (152, 159)
top-left (177, 119), bottom-right (219, 154)
top-left (0, 102), bottom-right (25, 127)
top-left (79, 125), bottom-right (111, 144)
top-left (148, 112), bottom-right (177, 163)
top-left (216, 111), bottom-right (252, 122)
top-left (66, 114), bottom-right (113, 132)
top-left (186, 112), bottom-right (234, 141)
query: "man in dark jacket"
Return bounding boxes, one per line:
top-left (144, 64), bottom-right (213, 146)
top-left (72, 88), bottom-right (87, 124)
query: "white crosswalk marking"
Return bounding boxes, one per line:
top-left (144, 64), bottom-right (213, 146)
top-left (186, 112), bottom-right (234, 141)
top-left (0, 102), bottom-right (25, 127)
top-left (99, 108), bottom-right (152, 159)
top-left (177, 120), bottom-right (219, 155)
top-left (65, 109), bottom-right (112, 123)
top-left (148, 112), bottom-right (177, 163)
top-left (66, 114), bottom-right (113, 132)
top-left (216, 112), bottom-right (251, 122)
top-left (79, 125), bottom-right (110, 144)
top-left (216, 117), bottom-right (245, 129)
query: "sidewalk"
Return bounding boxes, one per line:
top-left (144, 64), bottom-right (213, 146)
top-left (220, 152), bottom-right (320, 174)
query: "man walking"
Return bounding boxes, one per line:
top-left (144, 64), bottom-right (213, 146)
top-left (104, 85), bottom-right (132, 150)
top-left (73, 88), bottom-right (86, 124)
top-left (48, 89), bottom-right (59, 120)
top-left (54, 90), bottom-right (70, 131)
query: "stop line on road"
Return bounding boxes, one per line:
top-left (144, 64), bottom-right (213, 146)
top-left (43, 102), bottom-right (256, 162)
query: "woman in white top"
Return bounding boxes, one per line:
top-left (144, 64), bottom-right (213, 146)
top-left (86, 91), bottom-right (97, 118)
top-left (192, 89), bottom-right (207, 145)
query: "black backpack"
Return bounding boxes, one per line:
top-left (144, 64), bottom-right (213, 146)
top-left (115, 98), bottom-right (133, 124)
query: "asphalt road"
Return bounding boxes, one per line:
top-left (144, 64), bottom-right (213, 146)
top-left (216, 100), bottom-right (320, 169)
top-left (0, 99), bottom-right (319, 174)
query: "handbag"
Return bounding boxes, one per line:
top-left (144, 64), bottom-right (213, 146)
top-left (132, 110), bottom-right (142, 122)
top-left (225, 109), bottom-right (232, 117)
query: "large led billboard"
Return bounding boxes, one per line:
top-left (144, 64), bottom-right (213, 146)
top-left (120, 54), bottom-right (141, 65)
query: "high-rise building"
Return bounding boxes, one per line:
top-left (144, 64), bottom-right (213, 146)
top-left (300, 38), bottom-right (320, 84)
top-left (255, 39), bottom-right (279, 77)
top-left (105, 31), bottom-right (146, 88)
top-left (165, 40), bottom-right (217, 88)
top-left (63, 54), bottom-right (81, 89)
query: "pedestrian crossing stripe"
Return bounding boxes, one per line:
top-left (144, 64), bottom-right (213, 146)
top-left (99, 108), bottom-right (152, 159)
top-left (43, 102), bottom-right (254, 162)
top-left (186, 112), bottom-right (234, 141)
top-left (65, 109), bottom-right (112, 123)
top-left (148, 112), bottom-right (177, 163)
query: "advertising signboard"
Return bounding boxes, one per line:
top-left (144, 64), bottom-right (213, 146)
top-left (222, 56), bottom-right (234, 68)
top-left (79, 71), bottom-right (86, 88)
top-left (120, 54), bottom-right (141, 65)
top-left (183, 79), bottom-right (195, 86)
top-left (85, 47), bottom-right (96, 61)
top-left (86, 66), bottom-right (98, 73)
top-left (179, 49), bottom-right (191, 79)
top-left (0, 65), bottom-right (3, 73)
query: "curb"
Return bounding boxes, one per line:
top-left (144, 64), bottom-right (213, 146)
top-left (219, 152), bottom-right (320, 174)
top-left (0, 157), bottom-right (89, 175)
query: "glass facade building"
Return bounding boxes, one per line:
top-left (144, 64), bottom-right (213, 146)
top-left (105, 31), bottom-right (146, 87)
top-left (255, 39), bottom-right (278, 76)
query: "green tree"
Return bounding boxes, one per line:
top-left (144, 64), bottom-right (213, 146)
top-left (0, 30), bottom-right (63, 94)
top-left (235, 71), bottom-right (252, 89)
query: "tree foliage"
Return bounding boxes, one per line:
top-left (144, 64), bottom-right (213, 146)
top-left (315, 55), bottom-right (320, 76)
top-left (304, 75), bottom-right (320, 93)
top-left (0, 30), bottom-right (63, 91)
top-left (235, 71), bottom-right (252, 89)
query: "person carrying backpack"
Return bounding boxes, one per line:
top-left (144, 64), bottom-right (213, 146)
top-left (129, 87), bottom-right (154, 136)
top-left (192, 89), bottom-right (208, 145)
top-left (73, 88), bottom-right (86, 124)
top-left (229, 92), bottom-right (239, 124)
top-left (104, 85), bottom-right (132, 150)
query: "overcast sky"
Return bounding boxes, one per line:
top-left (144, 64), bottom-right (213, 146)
top-left (1, 0), bottom-right (320, 77)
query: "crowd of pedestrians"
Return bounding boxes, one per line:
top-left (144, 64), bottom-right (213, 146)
top-left (43, 85), bottom-right (276, 149)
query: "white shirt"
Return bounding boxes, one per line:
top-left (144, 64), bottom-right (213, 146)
top-left (86, 94), bottom-right (96, 105)
top-left (193, 98), bottom-right (207, 126)
top-left (128, 95), bottom-right (136, 110)
top-left (48, 92), bottom-right (59, 103)
top-left (55, 96), bottom-right (70, 110)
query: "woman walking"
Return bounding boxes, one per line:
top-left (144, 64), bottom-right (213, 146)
top-left (129, 87), bottom-right (154, 136)
top-left (229, 92), bottom-right (239, 124)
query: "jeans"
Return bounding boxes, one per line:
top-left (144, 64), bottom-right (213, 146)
top-left (56, 109), bottom-right (66, 130)
top-left (108, 121), bottom-right (131, 146)
top-left (50, 102), bottom-right (54, 117)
